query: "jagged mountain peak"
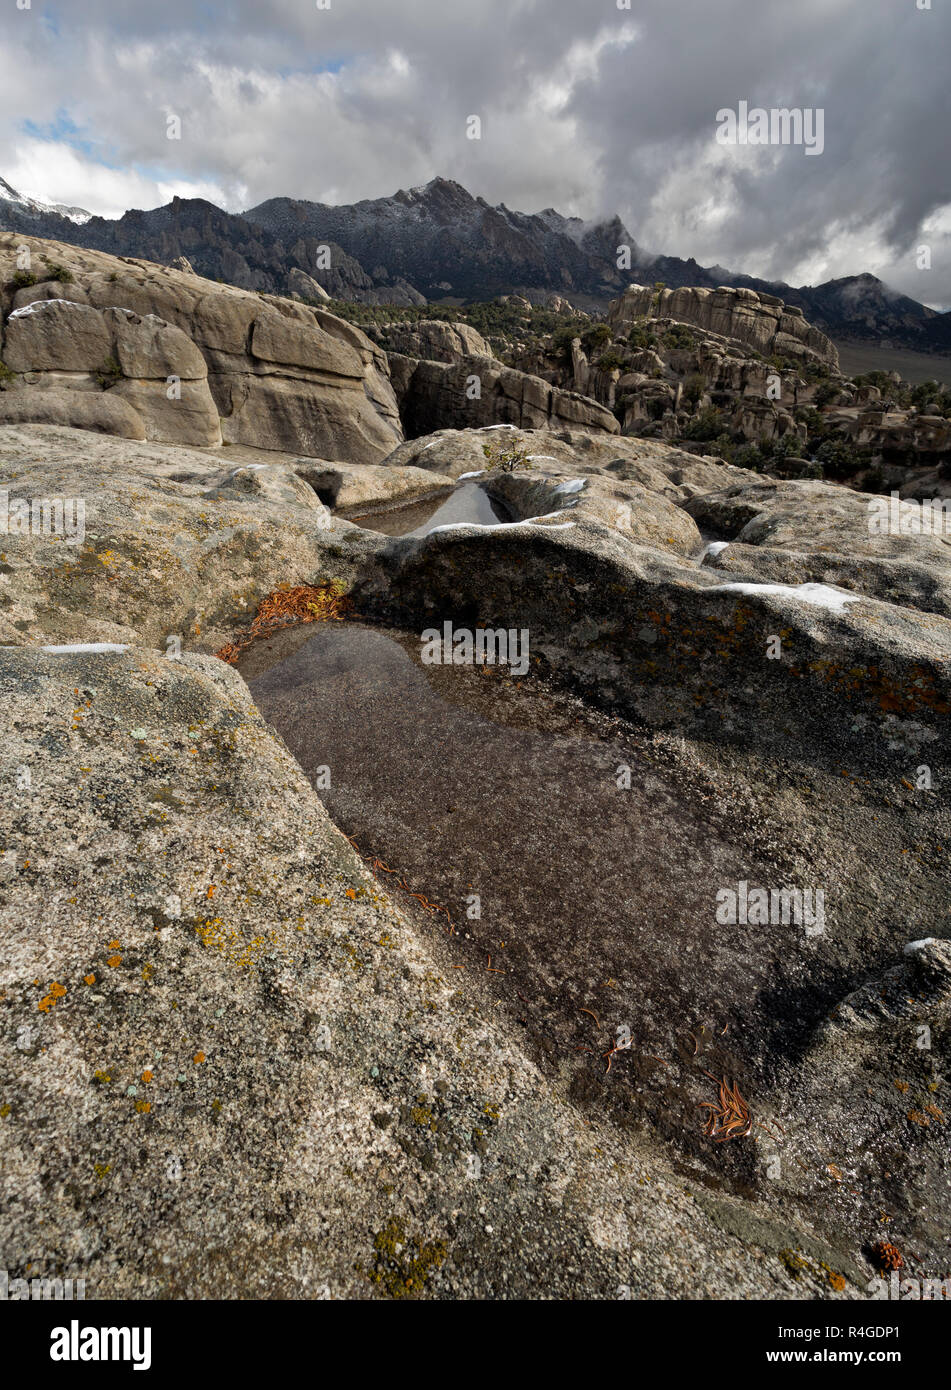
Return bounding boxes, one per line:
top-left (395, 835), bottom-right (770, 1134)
top-left (0, 172), bottom-right (92, 225)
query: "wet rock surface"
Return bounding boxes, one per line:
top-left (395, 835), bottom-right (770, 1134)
top-left (241, 622), bottom-right (950, 1288)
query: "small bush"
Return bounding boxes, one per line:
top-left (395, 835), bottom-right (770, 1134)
top-left (663, 324), bottom-right (697, 351)
top-left (682, 406), bottom-right (725, 441)
top-left (815, 437), bottom-right (865, 480)
top-left (95, 355), bottom-right (123, 389)
top-left (580, 323), bottom-right (612, 354)
top-left (9, 270), bottom-right (37, 290)
top-left (596, 350), bottom-right (626, 374)
top-left (44, 263), bottom-right (73, 284)
top-left (482, 438), bottom-right (533, 473)
top-left (813, 381), bottom-right (841, 408)
top-left (682, 373), bottom-right (705, 407)
top-left (627, 320), bottom-right (658, 351)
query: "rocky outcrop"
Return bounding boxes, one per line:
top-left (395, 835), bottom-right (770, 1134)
top-left (286, 266), bottom-right (330, 301)
top-left (368, 319), bottom-right (495, 363)
top-left (0, 234), bottom-right (404, 462)
top-left (388, 353), bottom-right (619, 437)
top-left (826, 404), bottom-right (951, 462)
top-left (688, 477), bottom-right (951, 619)
top-left (0, 424), bottom-right (362, 652)
top-left (0, 385), bottom-right (147, 439)
top-left (1, 298), bottom-right (221, 447)
top-left (608, 284), bottom-right (839, 368)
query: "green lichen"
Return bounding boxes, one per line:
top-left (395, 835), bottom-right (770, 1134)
top-left (364, 1217), bottom-right (448, 1299)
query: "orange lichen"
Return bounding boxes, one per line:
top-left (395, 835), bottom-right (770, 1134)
top-left (37, 981), bottom-right (66, 1012)
top-left (106, 955), bottom-right (122, 968)
top-left (84, 973), bottom-right (96, 986)
top-left (193, 1052), bottom-right (205, 1065)
top-left (215, 581), bottom-right (351, 665)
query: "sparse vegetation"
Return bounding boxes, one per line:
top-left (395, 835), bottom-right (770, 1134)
top-left (682, 373), bottom-right (705, 407)
top-left (482, 438), bottom-right (533, 472)
top-left (682, 405), bottom-right (726, 441)
top-left (95, 355), bottom-right (123, 388)
top-left (8, 270), bottom-right (37, 290)
top-left (663, 324), bottom-right (697, 351)
top-left (627, 321), bottom-right (659, 351)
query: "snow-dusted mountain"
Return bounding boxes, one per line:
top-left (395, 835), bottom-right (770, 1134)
top-left (0, 174), bottom-right (91, 226)
top-left (0, 170), bottom-right (948, 350)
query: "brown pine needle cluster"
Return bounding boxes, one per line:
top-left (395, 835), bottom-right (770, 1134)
top-left (698, 1071), bottom-right (754, 1142)
top-left (215, 581), bottom-right (350, 664)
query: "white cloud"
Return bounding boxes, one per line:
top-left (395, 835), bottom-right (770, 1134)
top-left (0, 0), bottom-right (947, 302)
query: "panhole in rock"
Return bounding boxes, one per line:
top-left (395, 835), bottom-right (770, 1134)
top-left (345, 481), bottom-right (512, 536)
top-left (241, 619), bottom-right (816, 1185)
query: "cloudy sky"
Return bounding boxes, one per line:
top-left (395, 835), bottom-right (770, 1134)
top-left (1, 0), bottom-right (949, 306)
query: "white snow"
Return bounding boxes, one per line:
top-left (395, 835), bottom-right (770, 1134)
top-left (8, 298), bottom-right (84, 319)
top-left (707, 581), bottom-right (863, 614)
top-left (526, 455), bottom-right (560, 463)
top-left (427, 519), bottom-right (575, 535)
top-left (552, 478), bottom-right (586, 495)
top-left (9, 301), bottom-right (136, 320)
top-left (457, 470), bottom-right (486, 479)
top-left (700, 541), bottom-right (730, 562)
top-left (480, 424), bottom-right (517, 431)
top-left (41, 643), bottom-right (129, 655)
top-left (0, 176), bottom-right (92, 224)
top-left (904, 937), bottom-right (936, 955)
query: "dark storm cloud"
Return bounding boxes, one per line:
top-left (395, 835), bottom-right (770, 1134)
top-left (1, 0), bottom-right (948, 304)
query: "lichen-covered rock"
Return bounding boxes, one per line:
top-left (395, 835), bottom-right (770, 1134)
top-left (0, 424), bottom-right (365, 651)
top-left (0, 644), bottom-right (812, 1300)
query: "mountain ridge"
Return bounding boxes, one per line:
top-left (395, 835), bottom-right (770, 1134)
top-left (1, 172), bottom-right (948, 352)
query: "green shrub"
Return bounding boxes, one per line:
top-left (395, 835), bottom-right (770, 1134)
top-left (596, 350), bottom-right (626, 374)
top-left (44, 263), bottom-right (73, 284)
top-left (482, 438), bottom-right (533, 473)
top-left (8, 270), bottom-right (37, 290)
top-left (95, 355), bottom-right (123, 389)
top-left (682, 406), bottom-right (725, 441)
top-left (627, 319), bottom-right (658, 351)
top-left (813, 381), bottom-right (841, 408)
top-left (682, 373), bottom-right (705, 407)
top-left (814, 437), bottom-right (865, 480)
top-left (663, 324), bottom-right (696, 351)
top-left (580, 323), bottom-right (612, 353)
